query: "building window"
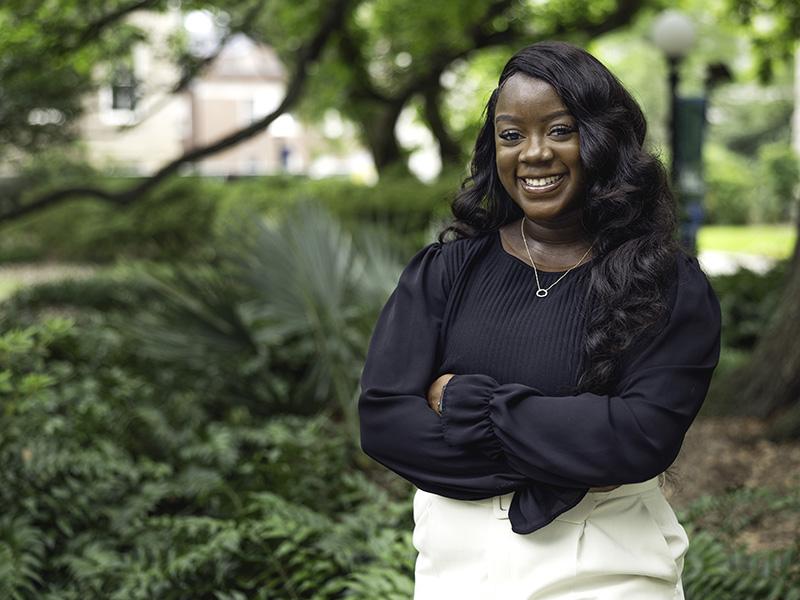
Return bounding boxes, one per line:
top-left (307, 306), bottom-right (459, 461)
top-left (111, 66), bottom-right (138, 111)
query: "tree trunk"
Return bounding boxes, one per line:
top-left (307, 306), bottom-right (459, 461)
top-left (790, 206), bottom-right (800, 279)
top-left (422, 86), bottom-right (462, 167)
top-left (716, 201), bottom-right (800, 438)
top-left (364, 102), bottom-right (407, 174)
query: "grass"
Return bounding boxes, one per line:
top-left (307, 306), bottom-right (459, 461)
top-left (0, 224), bottom-right (795, 303)
top-left (0, 279), bottom-right (20, 301)
top-left (698, 224), bottom-right (797, 258)
top-left (0, 263), bottom-right (98, 302)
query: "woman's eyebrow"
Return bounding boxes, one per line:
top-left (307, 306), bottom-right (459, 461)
top-left (495, 109), bottom-right (573, 123)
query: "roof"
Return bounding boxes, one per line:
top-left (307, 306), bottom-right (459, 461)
top-left (205, 33), bottom-right (286, 81)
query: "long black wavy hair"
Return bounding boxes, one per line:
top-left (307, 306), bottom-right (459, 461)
top-left (437, 40), bottom-right (682, 396)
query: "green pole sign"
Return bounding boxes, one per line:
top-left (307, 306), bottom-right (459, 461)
top-left (674, 96), bottom-right (707, 254)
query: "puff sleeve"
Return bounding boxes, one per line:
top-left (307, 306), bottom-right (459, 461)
top-left (439, 252), bottom-right (721, 492)
top-left (358, 241), bottom-right (529, 498)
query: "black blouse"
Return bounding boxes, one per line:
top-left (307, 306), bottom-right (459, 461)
top-left (358, 229), bottom-right (721, 534)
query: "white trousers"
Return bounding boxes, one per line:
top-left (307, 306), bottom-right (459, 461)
top-left (412, 476), bottom-right (688, 600)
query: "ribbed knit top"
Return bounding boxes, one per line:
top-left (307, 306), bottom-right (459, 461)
top-left (358, 229), bottom-right (722, 535)
top-left (440, 229), bottom-right (594, 397)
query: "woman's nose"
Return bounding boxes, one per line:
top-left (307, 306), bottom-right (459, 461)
top-left (519, 137), bottom-right (553, 163)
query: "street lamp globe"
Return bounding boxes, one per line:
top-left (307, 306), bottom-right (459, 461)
top-left (650, 10), bottom-right (697, 59)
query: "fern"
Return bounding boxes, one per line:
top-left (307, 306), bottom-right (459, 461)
top-left (0, 516), bottom-right (47, 600)
top-left (3, 221), bottom-right (799, 599)
top-left (683, 529), bottom-right (800, 599)
top-left (680, 487), bottom-right (800, 599)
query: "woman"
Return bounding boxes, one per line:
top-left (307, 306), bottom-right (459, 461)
top-left (358, 41), bottom-right (721, 599)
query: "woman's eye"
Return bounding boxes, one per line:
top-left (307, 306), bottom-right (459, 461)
top-left (498, 130), bottom-right (522, 141)
top-left (551, 126), bottom-right (575, 137)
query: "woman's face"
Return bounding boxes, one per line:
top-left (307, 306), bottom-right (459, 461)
top-left (494, 73), bottom-right (586, 224)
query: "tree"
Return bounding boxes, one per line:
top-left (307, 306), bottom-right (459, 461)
top-left (708, 0), bottom-right (800, 437)
top-left (726, 0), bottom-right (800, 84)
top-left (0, 0), bottom-right (167, 156)
top-left (303, 0), bottom-right (651, 172)
top-left (1, 0), bottom-right (660, 222)
top-left (0, 0), bottom-right (353, 223)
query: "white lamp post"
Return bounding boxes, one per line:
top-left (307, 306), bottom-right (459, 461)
top-left (650, 10), bottom-right (697, 186)
top-left (651, 10), bottom-right (697, 60)
top-left (650, 10), bottom-right (698, 252)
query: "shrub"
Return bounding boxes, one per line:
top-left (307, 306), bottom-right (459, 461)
top-left (1, 268), bottom-right (156, 318)
top-left (2, 228), bottom-right (799, 598)
top-left (0, 177), bottom-right (222, 263)
top-left (680, 487), bottom-right (800, 599)
top-left (117, 202), bottom-right (406, 433)
top-left (704, 143), bottom-right (799, 226)
top-left (215, 170), bottom-right (460, 255)
top-left (708, 259), bottom-right (788, 350)
top-left (1, 171), bottom-right (461, 263)
top-left (752, 143), bottom-right (800, 224)
top-left (704, 146), bottom-right (756, 225)
top-left (0, 316), bottom-right (416, 598)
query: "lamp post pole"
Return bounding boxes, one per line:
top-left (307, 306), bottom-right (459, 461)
top-left (667, 55), bottom-right (680, 191)
top-left (650, 10), bottom-right (698, 253)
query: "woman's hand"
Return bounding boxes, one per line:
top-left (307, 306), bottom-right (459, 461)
top-left (427, 373), bottom-right (455, 415)
top-left (427, 372), bottom-right (620, 492)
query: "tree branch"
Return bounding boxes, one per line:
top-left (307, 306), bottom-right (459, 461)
top-left (115, 0), bottom-right (270, 132)
top-left (413, 0), bottom-right (644, 167)
top-left (423, 85), bottom-right (462, 165)
top-left (337, 30), bottom-right (394, 104)
top-left (77, 0), bottom-right (164, 47)
top-left (0, 0), bottom-right (352, 223)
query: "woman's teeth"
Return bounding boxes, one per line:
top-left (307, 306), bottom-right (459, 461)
top-left (522, 175), bottom-right (564, 187)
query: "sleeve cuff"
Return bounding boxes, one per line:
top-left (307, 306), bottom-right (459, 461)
top-left (440, 374), bottom-right (504, 461)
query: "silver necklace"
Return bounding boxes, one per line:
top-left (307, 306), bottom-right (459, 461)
top-left (520, 217), bottom-right (595, 298)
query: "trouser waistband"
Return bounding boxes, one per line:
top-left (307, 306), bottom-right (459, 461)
top-left (590, 474), bottom-right (663, 498)
top-left (491, 475), bottom-right (663, 520)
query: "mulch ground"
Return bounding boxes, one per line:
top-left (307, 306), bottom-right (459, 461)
top-left (663, 417), bottom-right (800, 552)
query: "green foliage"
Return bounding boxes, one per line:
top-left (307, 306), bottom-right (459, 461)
top-left (698, 224), bottom-right (796, 258)
top-left (0, 207), bottom-right (417, 596)
top-left (0, 1), bottom-right (154, 156)
top-left (0, 514), bottom-right (47, 600)
top-left (588, 3), bottom-right (797, 228)
top-left (0, 314), bottom-right (416, 598)
top-left (754, 143), bottom-right (800, 223)
top-left (0, 0), bottom-right (338, 162)
top-left (680, 486), bottom-right (800, 599)
top-left (0, 149), bottom-right (99, 261)
top-left (2, 215), bottom-right (800, 597)
top-left (1, 310), bottom-right (797, 598)
top-left (682, 486), bottom-right (800, 546)
top-left (726, 0), bottom-right (800, 84)
top-left (0, 203), bottom-right (415, 425)
top-left (1, 269), bottom-right (155, 320)
top-left (1, 172), bottom-right (455, 263)
top-left (708, 84), bottom-right (794, 159)
top-left (1, 176), bottom-right (222, 263)
top-left (119, 202), bottom-right (406, 436)
top-left (216, 172), bottom-right (458, 252)
top-left (704, 145), bottom-right (757, 225)
top-left (299, 0), bottom-right (656, 167)
top-left (683, 529), bottom-right (800, 600)
top-left (708, 259), bottom-right (788, 350)
top-left (703, 142), bottom-right (799, 225)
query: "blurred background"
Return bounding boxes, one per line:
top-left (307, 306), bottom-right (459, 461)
top-left (0, 0), bottom-right (798, 598)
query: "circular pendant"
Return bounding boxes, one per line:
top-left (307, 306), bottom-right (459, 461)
top-left (536, 288), bottom-right (548, 298)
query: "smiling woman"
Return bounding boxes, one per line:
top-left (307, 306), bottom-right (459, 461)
top-left (358, 41), bottom-right (721, 600)
top-left (494, 76), bottom-right (586, 227)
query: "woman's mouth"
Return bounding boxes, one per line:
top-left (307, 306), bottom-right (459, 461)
top-left (518, 174), bottom-right (565, 194)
